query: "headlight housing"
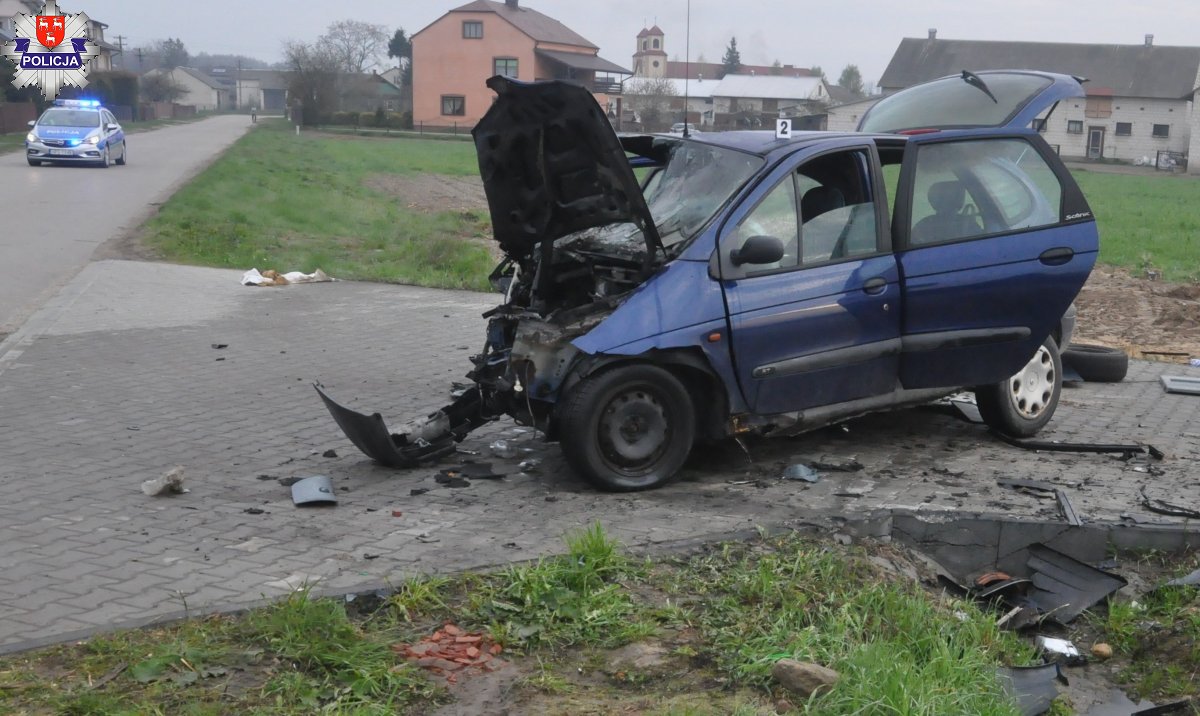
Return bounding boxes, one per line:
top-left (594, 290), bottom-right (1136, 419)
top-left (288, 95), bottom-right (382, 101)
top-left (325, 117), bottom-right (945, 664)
top-left (84, 135), bottom-right (100, 145)
top-left (26, 132), bottom-right (36, 143)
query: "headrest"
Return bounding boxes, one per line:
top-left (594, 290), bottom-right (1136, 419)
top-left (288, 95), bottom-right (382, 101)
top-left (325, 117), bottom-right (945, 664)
top-left (928, 181), bottom-right (966, 214)
top-left (801, 185), bottom-right (846, 221)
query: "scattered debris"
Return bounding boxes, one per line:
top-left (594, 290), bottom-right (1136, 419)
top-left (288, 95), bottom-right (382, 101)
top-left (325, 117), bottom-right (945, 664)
top-left (994, 432), bottom-right (1162, 460)
top-left (518, 458), bottom-right (541, 473)
top-left (997, 663), bottom-right (1065, 716)
top-left (211, 343), bottom-right (228, 350)
top-left (1161, 375), bottom-right (1200, 395)
top-left (439, 463), bottom-right (504, 481)
top-left (1091, 642), bottom-right (1113, 660)
top-left (996, 479), bottom-right (1082, 526)
top-left (241, 268), bottom-right (334, 286)
top-left (435, 474), bottom-right (470, 488)
top-left (1139, 487), bottom-right (1200, 520)
top-left (243, 507), bottom-right (266, 515)
top-left (449, 382), bottom-right (472, 399)
top-left (770, 659), bottom-right (839, 697)
top-left (410, 488), bottom-right (429, 497)
top-left (951, 398), bottom-right (984, 424)
top-left (290, 475), bottom-right (337, 506)
top-left (782, 463), bottom-right (820, 483)
top-left (1035, 636), bottom-right (1084, 666)
top-left (322, 449), bottom-right (338, 458)
top-left (315, 384), bottom-right (464, 468)
top-left (490, 440), bottom-right (517, 459)
top-left (1024, 544), bottom-right (1126, 624)
top-left (416, 533), bottom-right (440, 543)
top-left (141, 466), bottom-right (187, 496)
top-left (363, 553), bottom-right (380, 560)
top-left (393, 623), bottom-right (505, 684)
top-left (277, 476), bottom-right (303, 487)
top-left (1163, 568), bottom-right (1200, 588)
top-left (391, 510), bottom-right (403, 518)
top-left (807, 456), bottom-right (863, 472)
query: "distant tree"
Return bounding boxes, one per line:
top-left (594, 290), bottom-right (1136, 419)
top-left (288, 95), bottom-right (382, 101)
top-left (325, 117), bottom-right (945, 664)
top-left (321, 19), bottom-right (388, 74)
top-left (838, 64), bottom-right (865, 97)
top-left (284, 40), bottom-right (341, 125)
top-left (387, 28), bottom-right (411, 62)
top-left (625, 76), bottom-right (677, 130)
top-left (158, 38), bottom-right (189, 69)
top-left (140, 72), bottom-right (187, 102)
top-left (809, 65), bottom-right (826, 81)
top-left (720, 37), bottom-right (742, 78)
top-left (770, 59), bottom-right (782, 75)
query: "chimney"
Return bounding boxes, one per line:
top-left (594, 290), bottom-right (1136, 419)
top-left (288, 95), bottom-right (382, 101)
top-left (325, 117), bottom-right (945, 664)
top-left (506, 0), bottom-right (518, 8)
top-left (928, 28), bottom-right (937, 40)
top-left (1145, 33), bottom-right (1154, 46)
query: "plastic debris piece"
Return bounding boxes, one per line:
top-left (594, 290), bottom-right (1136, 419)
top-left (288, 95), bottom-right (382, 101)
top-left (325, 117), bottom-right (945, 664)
top-left (997, 663), bottom-right (1066, 716)
top-left (518, 458), bottom-right (542, 473)
top-left (291, 475), bottom-right (337, 506)
top-left (1025, 544), bottom-right (1126, 623)
top-left (782, 464), bottom-right (820, 482)
top-left (1139, 487), bottom-right (1200, 520)
top-left (490, 440), bottom-right (517, 458)
top-left (1161, 375), bottom-right (1200, 395)
top-left (1036, 636), bottom-right (1084, 665)
top-left (141, 466), bottom-right (187, 496)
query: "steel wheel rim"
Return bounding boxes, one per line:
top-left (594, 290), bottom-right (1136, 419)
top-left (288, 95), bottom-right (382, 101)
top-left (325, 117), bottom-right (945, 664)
top-left (1008, 345), bottom-right (1055, 419)
top-left (597, 386), bottom-right (671, 476)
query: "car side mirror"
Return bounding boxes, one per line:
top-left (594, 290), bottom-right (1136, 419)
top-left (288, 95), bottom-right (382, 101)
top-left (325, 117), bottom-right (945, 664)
top-left (106, 123), bottom-right (119, 131)
top-left (27, 120), bottom-right (35, 128)
top-left (730, 235), bottom-right (785, 267)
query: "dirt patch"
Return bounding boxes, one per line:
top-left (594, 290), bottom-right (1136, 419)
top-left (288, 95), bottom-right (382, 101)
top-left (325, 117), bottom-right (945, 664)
top-left (1073, 267), bottom-right (1200, 361)
top-left (364, 173), bottom-right (488, 215)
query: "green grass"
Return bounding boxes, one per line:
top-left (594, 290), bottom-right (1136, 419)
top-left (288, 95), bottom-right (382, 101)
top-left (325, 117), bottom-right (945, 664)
top-left (0, 527), bottom-right (1050, 715)
top-left (1072, 169), bottom-right (1200, 282)
top-left (139, 119), bottom-right (494, 290)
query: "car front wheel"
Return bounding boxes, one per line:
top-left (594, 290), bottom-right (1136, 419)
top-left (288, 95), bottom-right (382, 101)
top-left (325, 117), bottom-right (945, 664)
top-left (975, 337), bottom-right (1062, 437)
top-left (559, 364), bottom-right (696, 492)
top-left (98, 147), bottom-right (110, 168)
top-left (115, 142), bottom-right (126, 166)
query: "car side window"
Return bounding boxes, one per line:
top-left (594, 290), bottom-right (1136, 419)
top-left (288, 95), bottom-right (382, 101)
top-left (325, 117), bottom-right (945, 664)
top-left (730, 176), bottom-right (799, 272)
top-left (909, 139), bottom-right (1062, 247)
top-left (797, 148), bottom-right (878, 265)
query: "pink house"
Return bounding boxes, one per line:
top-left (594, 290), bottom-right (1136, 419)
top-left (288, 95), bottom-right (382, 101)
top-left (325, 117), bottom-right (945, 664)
top-left (411, 0), bottom-right (630, 128)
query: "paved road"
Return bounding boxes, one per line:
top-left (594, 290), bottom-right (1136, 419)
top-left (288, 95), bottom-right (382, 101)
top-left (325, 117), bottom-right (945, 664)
top-left (0, 260), bottom-right (1197, 653)
top-left (0, 115), bottom-right (251, 336)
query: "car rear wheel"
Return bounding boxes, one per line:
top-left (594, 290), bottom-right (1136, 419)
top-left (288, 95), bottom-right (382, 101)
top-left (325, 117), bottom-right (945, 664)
top-left (975, 337), bottom-right (1062, 437)
top-left (115, 143), bottom-right (126, 166)
top-left (559, 364), bottom-right (696, 492)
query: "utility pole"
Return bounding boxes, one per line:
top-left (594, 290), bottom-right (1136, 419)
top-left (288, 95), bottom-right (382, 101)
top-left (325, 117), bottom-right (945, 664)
top-left (135, 47), bottom-right (144, 73)
top-left (236, 59), bottom-right (242, 109)
top-left (114, 34), bottom-right (126, 69)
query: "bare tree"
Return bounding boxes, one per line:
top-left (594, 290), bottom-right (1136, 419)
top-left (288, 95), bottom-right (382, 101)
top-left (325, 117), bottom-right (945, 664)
top-left (320, 20), bottom-right (389, 74)
top-left (624, 77), bottom-right (678, 131)
top-left (140, 72), bottom-right (187, 102)
top-left (284, 40), bottom-right (341, 125)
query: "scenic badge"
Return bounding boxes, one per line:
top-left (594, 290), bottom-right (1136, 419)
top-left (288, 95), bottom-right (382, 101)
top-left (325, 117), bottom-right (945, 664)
top-left (1, 0), bottom-right (100, 100)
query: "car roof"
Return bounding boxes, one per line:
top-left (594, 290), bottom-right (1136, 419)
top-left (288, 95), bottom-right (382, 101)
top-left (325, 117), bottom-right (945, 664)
top-left (639, 130), bottom-right (896, 157)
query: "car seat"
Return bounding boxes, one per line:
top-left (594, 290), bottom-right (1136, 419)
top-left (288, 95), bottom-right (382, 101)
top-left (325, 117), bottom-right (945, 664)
top-left (911, 180), bottom-right (982, 244)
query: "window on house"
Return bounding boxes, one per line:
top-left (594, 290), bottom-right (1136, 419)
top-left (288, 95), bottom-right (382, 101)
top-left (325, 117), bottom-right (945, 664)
top-left (1115, 122), bottom-right (1132, 136)
top-left (1153, 123), bottom-right (1170, 138)
top-left (1066, 120), bottom-right (1083, 134)
top-left (441, 95), bottom-right (465, 116)
top-left (493, 57), bottom-right (518, 78)
top-left (1031, 118), bottom-right (1048, 132)
top-left (462, 21), bottom-right (483, 39)
top-left (1085, 96), bottom-right (1112, 118)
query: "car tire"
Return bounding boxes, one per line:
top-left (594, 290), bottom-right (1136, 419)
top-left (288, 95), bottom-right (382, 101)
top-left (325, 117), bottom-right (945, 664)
top-left (1062, 343), bottom-right (1128, 383)
top-left (559, 364), bottom-right (696, 492)
top-left (27, 159), bottom-right (40, 166)
top-left (115, 143), bottom-right (126, 166)
top-left (975, 337), bottom-right (1062, 437)
top-left (98, 148), bottom-right (110, 169)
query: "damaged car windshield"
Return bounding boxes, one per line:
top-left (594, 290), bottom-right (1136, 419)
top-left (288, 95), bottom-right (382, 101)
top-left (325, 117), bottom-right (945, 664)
top-left (644, 141), bottom-right (763, 246)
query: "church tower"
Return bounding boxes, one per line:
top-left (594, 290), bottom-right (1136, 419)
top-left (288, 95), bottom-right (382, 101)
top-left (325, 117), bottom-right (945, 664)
top-left (633, 26), bottom-right (667, 78)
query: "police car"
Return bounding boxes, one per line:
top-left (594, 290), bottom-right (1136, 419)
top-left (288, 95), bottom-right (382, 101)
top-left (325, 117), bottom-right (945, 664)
top-left (25, 99), bottom-right (127, 168)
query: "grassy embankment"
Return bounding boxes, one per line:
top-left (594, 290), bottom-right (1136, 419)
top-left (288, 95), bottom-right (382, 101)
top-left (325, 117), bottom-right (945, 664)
top-left (138, 119), bottom-right (494, 291)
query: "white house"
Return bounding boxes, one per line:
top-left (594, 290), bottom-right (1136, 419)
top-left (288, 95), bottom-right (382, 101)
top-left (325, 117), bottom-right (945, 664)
top-left (141, 67), bottom-right (232, 110)
top-left (624, 73), bottom-right (832, 130)
top-left (879, 32), bottom-right (1200, 171)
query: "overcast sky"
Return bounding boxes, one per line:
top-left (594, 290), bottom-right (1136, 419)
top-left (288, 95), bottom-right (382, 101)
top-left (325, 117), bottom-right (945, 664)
top-left (83, 0), bottom-right (1196, 84)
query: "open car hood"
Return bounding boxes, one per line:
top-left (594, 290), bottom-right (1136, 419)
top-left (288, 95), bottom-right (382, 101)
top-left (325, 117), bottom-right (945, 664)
top-left (472, 76), bottom-right (660, 262)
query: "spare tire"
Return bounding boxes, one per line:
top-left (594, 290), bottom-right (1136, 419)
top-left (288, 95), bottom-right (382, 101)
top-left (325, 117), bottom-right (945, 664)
top-left (1062, 343), bottom-right (1129, 383)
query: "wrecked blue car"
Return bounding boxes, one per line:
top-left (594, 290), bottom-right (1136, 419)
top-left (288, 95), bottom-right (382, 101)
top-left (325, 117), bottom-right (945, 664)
top-left (319, 70), bottom-right (1098, 491)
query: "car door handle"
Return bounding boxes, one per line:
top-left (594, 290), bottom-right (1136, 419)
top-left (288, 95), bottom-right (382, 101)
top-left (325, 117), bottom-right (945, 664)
top-left (1039, 247), bottom-right (1075, 266)
top-left (862, 277), bottom-right (888, 295)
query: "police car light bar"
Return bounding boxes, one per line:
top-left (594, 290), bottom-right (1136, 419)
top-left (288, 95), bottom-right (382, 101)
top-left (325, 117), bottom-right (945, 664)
top-left (54, 99), bottom-right (101, 108)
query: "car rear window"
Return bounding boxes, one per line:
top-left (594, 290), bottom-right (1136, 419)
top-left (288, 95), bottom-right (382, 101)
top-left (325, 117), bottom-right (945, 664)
top-left (860, 73), bottom-right (1053, 133)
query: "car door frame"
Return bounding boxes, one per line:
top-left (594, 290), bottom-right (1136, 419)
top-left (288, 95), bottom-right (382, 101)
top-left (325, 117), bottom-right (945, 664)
top-left (713, 137), bottom-right (902, 415)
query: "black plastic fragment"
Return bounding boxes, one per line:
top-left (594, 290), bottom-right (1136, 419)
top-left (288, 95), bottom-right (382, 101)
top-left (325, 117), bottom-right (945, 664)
top-left (1025, 544), bottom-right (1126, 623)
top-left (1139, 487), bottom-right (1200, 519)
top-left (997, 663), bottom-right (1066, 716)
top-left (996, 479), bottom-right (1082, 526)
top-left (993, 431), bottom-right (1161, 460)
top-left (315, 384), bottom-right (461, 468)
top-left (440, 463), bottom-right (505, 480)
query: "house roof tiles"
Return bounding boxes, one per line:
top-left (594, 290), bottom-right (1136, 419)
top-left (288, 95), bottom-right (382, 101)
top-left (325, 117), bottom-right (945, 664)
top-left (447, 0), bottom-right (597, 49)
